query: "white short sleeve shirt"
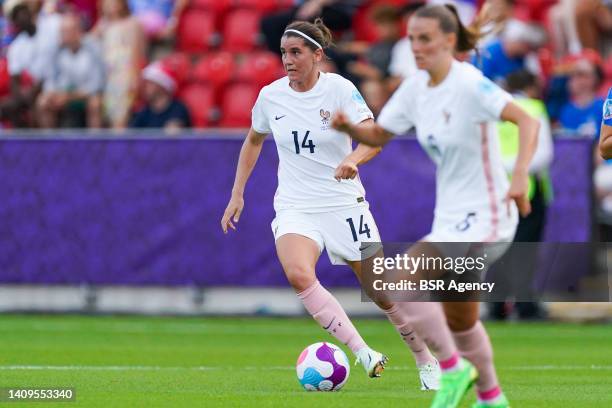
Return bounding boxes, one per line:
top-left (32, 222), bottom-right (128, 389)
top-left (251, 72), bottom-right (374, 213)
top-left (378, 61), bottom-right (516, 241)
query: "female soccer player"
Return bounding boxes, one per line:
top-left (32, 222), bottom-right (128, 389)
top-left (221, 19), bottom-right (441, 389)
top-left (332, 4), bottom-right (538, 408)
top-left (599, 87), bottom-right (612, 159)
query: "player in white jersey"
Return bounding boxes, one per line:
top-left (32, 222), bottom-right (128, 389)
top-left (332, 4), bottom-right (539, 408)
top-left (221, 18), bottom-right (442, 389)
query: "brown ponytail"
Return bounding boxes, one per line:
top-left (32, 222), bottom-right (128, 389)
top-left (284, 17), bottom-right (334, 51)
top-left (414, 4), bottom-right (483, 53)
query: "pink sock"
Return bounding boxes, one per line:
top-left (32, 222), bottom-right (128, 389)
top-left (439, 352), bottom-right (461, 372)
top-left (453, 321), bottom-right (499, 392)
top-left (297, 280), bottom-right (367, 355)
top-left (384, 303), bottom-right (437, 366)
top-left (393, 302), bottom-right (458, 362)
top-left (478, 386), bottom-right (502, 402)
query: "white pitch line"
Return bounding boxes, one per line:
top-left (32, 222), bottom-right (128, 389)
top-left (1, 365), bottom-right (612, 372)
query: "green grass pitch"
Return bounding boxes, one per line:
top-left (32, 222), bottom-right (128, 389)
top-left (0, 314), bottom-right (611, 407)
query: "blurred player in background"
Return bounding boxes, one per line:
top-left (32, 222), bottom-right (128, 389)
top-left (488, 70), bottom-right (553, 321)
top-left (332, 4), bottom-right (538, 408)
top-left (221, 18), bottom-right (442, 390)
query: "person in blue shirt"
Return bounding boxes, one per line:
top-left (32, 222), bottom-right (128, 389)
top-left (559, 54), bottom-right (605, 138)
top-left (471, 19), bottom-right (545, 84)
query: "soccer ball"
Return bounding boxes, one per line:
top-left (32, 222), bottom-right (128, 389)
top-left (296, 342), bottom-right (350, 391)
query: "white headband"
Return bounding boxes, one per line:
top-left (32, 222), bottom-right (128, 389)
top-left (284, 29), bottom-right (323, 49)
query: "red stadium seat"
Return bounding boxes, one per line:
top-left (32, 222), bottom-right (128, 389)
top-left (191, 51), bottom-right (235, 89)
top-left (160, 52), bottom-right (191, 87)
top-left (179, 84), bottom-right (216, 128)
top-left (219, 83), bottom-right (259, 127)
top-left (190, 0), bottom-right (230, 13)
top-left (236, 51), bottom-right (284, 87)
top-left (516, 0), bottom-right (557, 22)
top-left (352, 0), bottom-right (407, 42)
top-left (222, 9), bottom-right (262, 52)
top-left (232, 0), bottom-right (277, 13)
top-left (352, 3), bottom-right (381, 43)
top-left (276, 0), bottom-right (294, 8)
top-left (0, 58), bottom-right (9, 97)
top-left (177, 10), bottom-right (217, 53)
top-left (604, 56), bottom-right (612, 80)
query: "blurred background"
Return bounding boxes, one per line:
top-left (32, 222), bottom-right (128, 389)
top-left (0, 0), bottom-right (611, 322)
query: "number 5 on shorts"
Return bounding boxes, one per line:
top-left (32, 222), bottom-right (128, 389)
top-left (346, 215), bottom-right (371, 242)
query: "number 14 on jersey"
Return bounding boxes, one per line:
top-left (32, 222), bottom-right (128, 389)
top-left (293, 130), bottom-right (315, 154)
top-left (346, 215), bottom-right (371, 242)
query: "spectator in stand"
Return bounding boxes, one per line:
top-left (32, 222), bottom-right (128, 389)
top-left (471, 19), bottom-right (547, 85)
top-left (343, 4), bottom-right (403, 116)
top-left (387, 2), bottom-right (425, 88)
top-left (92, 0), bottom-right (146, 129)
top-left (559, 51), bottom-right (605, 138)
top-left (549, 0), bottom-right (612, 58)
top-left (63, 0), bottom-right (98, 30)
top-left (32, 0), bottom-right (62, 83)
top-left (478, 0), bottom-right (518, 46)
top-left (128, 0), bottom-right (188, 41)
top-left (261, 0), bottom-right (360, 56)
top-left (0, 11), bottom-right (16, 57)
top-left (129, 61), bottom-right (191, 130)
top-left (575, 0), bottom-right (612, 55)
top-left (0, 0), bottom-right (42, 127)
top-left (36, 13), bottom-right (104, 128)
top-left (489, 70), bottom-right (553, 321)
top-left (428, 0), bottom-right (476, 25)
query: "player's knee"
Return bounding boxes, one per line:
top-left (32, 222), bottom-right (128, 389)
top-left (375, 299), bottom-right (394, 311)
top-left (284, 264), bottom-right (316, 292)
top-left (447, 316), bottom-right (477, 332)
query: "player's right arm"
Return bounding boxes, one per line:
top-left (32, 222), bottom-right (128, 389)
top-left (221, 128), bottom-right (267, 233)
top-left (332, 78), bottom-right (414, 146)
top-left (332, 112), bottom-right (394, 147)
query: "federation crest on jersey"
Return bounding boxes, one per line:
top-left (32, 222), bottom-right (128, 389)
top-left (478, 78), bottom-right (495, 94)
top-left (443, 110), bottom-right (451, 124)
top-left (320, 109), bottom-right (331, 130)
top-left (352, 89), bottom-right (367, 104)
top-left (604, 98), bottom-right (612, 122)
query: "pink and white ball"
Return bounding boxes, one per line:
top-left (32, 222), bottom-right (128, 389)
top-left (296, 342), bottom-right (350, 391)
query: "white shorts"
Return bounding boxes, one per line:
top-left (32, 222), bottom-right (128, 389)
top-left (271, 203), bottom-right (381, 265)
top-left (424, 209), bottom-right (518, 265)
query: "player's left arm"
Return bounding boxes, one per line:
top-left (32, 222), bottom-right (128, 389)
top-left (500, 101), bottom-right (540, 216)
top-left (335, 119), bottom-right (382, 180)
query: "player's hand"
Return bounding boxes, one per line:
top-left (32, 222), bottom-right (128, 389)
top-left (505, 172), bottom-right (531, 217)
top-left (334, 157), bottom-right (359, 181)
top-left (331, 111), bottom-right (352, 134)
top-left (221, 194), bottom-right (244, 234)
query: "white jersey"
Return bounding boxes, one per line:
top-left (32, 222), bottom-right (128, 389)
top-left (252, 72), bottom-right (374, 213)
top-left (378, 60), bottom-right (517, 241)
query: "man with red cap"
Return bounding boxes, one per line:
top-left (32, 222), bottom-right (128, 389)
top-left (130, 61), bottom-right (191, 130)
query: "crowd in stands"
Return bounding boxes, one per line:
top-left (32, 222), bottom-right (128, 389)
top-left (0, 0), bottom-right (610, 134)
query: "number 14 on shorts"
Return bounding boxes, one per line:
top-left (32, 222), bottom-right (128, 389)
top-left (346, 215), bottom-right (371, 242)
